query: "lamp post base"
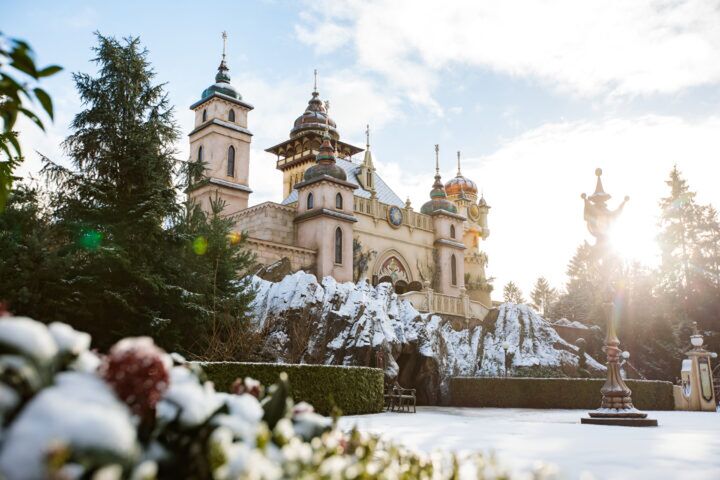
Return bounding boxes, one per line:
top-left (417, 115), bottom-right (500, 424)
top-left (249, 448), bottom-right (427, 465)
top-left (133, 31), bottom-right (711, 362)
top-left (581, 417), bottom-right (658, 427)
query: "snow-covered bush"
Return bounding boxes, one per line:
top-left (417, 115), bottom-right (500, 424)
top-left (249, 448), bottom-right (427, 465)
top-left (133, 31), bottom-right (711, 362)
top-left (0, 316), bottom-right (549, 479)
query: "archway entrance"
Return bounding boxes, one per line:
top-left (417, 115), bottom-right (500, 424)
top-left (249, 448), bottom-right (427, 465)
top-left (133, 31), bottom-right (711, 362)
top-left (373, 251), bottom-right (413, 295)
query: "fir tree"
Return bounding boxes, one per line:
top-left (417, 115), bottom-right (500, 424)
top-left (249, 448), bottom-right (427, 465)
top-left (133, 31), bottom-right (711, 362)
top-left (530, 277), bottom-right (557, 316)
top-left (503, 281), bottom-right (525, 304)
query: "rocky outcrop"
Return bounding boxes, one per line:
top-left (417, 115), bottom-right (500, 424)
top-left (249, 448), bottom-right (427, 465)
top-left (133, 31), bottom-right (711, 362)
top-left (247, 272), bottom-right (604, 404)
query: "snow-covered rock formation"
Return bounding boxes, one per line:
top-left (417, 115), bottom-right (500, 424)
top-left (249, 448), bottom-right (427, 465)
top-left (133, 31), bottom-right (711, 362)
top-left (248, 272), bottom-right (604, 404)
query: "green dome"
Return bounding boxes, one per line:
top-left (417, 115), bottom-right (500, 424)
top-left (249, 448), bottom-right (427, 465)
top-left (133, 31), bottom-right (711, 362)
top-left (304, 163), bottom-right (347, 182)
top-left (421, 198), bottom-right (458, 215)
top-left (303, 134), bottom-right (347, 182)
top-left (202, 60), bottom-right (241, 100)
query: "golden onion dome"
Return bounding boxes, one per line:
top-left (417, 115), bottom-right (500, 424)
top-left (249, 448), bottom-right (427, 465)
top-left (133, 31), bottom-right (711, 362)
top-left (445, 175), bottom-right (478, 196)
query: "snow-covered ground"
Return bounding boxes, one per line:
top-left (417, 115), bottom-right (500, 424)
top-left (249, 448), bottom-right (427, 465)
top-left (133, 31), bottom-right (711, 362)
top-left (340, 407), bottom-right (720, 480)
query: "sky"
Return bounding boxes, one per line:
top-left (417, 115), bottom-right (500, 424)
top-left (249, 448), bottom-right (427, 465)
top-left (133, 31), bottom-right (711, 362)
top-left (5, 0), bottom-right (720, 298)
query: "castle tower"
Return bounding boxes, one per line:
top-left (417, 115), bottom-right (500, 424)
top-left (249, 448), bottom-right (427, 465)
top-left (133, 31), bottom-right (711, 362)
top-left (445, 151), bottom-right (492, 306)
top-left (420, 145), bottom-right (466, 296)
top-left (266, 71), bottom-right (363, 199)
top-left (188, 32), bottom-right (254, 215)
top-left (294, 124), bottom-right (358, 282)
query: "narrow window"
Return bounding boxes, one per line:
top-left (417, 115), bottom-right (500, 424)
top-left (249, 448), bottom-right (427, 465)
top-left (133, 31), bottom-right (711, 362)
top-left (307, 192), bottom-right (314, 209)
top-left (228, 109), bottom-right (235, 122)
top-left (227, 146), bottom-right (235, 177)
top-left (335, 227), bottom-right (343, 264)
top-left (451, 255), bottom-right (457, 286)
top-left (197, 146), bottom-right (203, 163)
top-left (335, 192), bottom-right (343, 209)
top-left (366, 170), bottom-right (372, 188)
top-left (450, 224), bottom-right (456, 239)
top-left (202, 109), bottom-right (207, 122)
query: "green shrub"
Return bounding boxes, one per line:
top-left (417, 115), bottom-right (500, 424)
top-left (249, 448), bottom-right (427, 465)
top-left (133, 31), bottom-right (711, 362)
top-left (198, 362), bottom-right (384, 415)
top-left (450, 377), bottom-right (675, 410)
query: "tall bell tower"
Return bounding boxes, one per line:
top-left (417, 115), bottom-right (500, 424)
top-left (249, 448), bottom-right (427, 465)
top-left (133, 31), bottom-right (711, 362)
top-left (188, 32), bottom-right (254, 215)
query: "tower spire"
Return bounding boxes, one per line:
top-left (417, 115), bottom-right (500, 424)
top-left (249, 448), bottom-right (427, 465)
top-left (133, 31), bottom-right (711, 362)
top-left (216, 31), bottom-right (230, 83)
top-left (457, 150), bottom-right (462, 176)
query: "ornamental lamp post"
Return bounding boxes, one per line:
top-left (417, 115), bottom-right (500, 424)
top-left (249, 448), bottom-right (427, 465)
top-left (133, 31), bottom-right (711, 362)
top-left (579, 168), bottom-right (658, 427)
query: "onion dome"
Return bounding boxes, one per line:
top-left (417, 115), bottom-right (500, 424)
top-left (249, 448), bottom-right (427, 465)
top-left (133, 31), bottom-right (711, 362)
top-left (304, 132), bottom-right (347, 182)
top-left (201, 58), bottom-right (242, 101)
top-left (291, 90), bottom-right (338, 139)
top-left (421, 145), bottom-right (458, 215)
top-left (445, 151), bottom-right (478, 196)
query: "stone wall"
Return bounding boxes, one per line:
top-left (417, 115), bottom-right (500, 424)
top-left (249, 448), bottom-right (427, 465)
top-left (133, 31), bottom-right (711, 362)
top-left (235, 202), bottom-right (296, 245)
top-left (247, 238), bottom-right (316, 272)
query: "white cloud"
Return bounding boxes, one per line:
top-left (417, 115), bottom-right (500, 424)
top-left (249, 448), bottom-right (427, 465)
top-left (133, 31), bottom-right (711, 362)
top-left (297, 0), bottom-right (720, 106)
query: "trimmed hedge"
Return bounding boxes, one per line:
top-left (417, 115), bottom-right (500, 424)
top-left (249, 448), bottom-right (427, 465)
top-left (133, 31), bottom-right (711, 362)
top-left (198, 362), bottom-right (384, 416)
top-left (451, 377), bottom-right (675, 410)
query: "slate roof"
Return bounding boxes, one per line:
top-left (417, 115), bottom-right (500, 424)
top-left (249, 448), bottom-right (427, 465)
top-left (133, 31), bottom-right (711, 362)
top-left (281, 158), bottom-right (405, 207)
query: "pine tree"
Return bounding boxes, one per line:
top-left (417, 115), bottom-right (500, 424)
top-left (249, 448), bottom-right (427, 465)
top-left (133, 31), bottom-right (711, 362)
top-left (530, 277), bottom-right (557, 316)
top-left (18, 34), bottom-right (256, 352)
top-left (503, 281), bottom-right (525, 304)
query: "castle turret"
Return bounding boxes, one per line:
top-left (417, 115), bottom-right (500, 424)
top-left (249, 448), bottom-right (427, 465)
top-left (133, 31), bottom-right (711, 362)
top-left (421, 145), bottom-right (466, 295)
top-left (357, 124), bottom-right (376, 195)
top-left (294, 115), bottom-right (358, 282)
top-left (188, 32), bottom-right (254, 215)
top-left (266, 71), bottom-right (363, 199)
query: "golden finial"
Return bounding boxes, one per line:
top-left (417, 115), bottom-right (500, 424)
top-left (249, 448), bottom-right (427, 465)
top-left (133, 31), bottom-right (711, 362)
top-left (221, 31), bottom-right (228, 60)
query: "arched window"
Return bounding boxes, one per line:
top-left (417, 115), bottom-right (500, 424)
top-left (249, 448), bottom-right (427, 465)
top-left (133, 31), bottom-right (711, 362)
top-left (306, 192), bottom-right (314, 209)
top-left (228, 109), bottom-right (235, 122)
top-left (335, 192), bottom-right (343, 209)
top-left (451, 255), bottom-right (457, 286)
top-left (227, 146), bottom-right (235, 177)
top-left (202, 109), bottom-right (207, 122)
top-left (450, 224), bottom-right (456, 239)
top-left (366, 170), bottom-right (372, 188)
top-left (335, 227), bottom-right (343, 264)
top-left (197, 146), bottom-right (203, 163)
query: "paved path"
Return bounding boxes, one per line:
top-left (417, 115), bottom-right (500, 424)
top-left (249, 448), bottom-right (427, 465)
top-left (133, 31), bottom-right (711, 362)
top-left (340, 407), bottom-right (720, 479)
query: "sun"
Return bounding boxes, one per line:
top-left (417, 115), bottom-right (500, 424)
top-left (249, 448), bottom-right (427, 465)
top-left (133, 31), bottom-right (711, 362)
top-left (608, 214), bottom-right (660, 266)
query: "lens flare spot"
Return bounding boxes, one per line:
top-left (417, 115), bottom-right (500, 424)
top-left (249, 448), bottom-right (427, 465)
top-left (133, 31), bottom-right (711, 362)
top-left (227, 231), bottom-right (242, 245)
top-left (79, 230), bottom-right (103, 251)
top-left (193, 236), bottom-right (208, 255)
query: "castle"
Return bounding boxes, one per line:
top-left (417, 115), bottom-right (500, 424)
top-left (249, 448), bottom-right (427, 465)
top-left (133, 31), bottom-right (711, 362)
top-left (187, 44), bottom-right (494, 316)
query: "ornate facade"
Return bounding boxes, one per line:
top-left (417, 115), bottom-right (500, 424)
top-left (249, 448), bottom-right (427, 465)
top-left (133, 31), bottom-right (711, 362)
top-left (187, 49), bottom-right (494, 310)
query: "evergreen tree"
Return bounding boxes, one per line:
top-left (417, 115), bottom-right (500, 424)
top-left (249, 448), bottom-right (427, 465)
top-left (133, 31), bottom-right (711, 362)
top-left (503, 281), bottom-right (525, 304)
top-left (657, 166), bottom-right (720, 355)
top-left (530, 277), bottom-right (557, 316)
top-left (1, 34), bottom-right (255, 353)
top-left (552, 242), bottom-right (603, 325)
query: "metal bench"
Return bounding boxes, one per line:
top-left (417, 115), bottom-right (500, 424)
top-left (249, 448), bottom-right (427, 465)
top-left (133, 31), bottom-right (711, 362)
top-left (384, 383), bottom-right (416, 413)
